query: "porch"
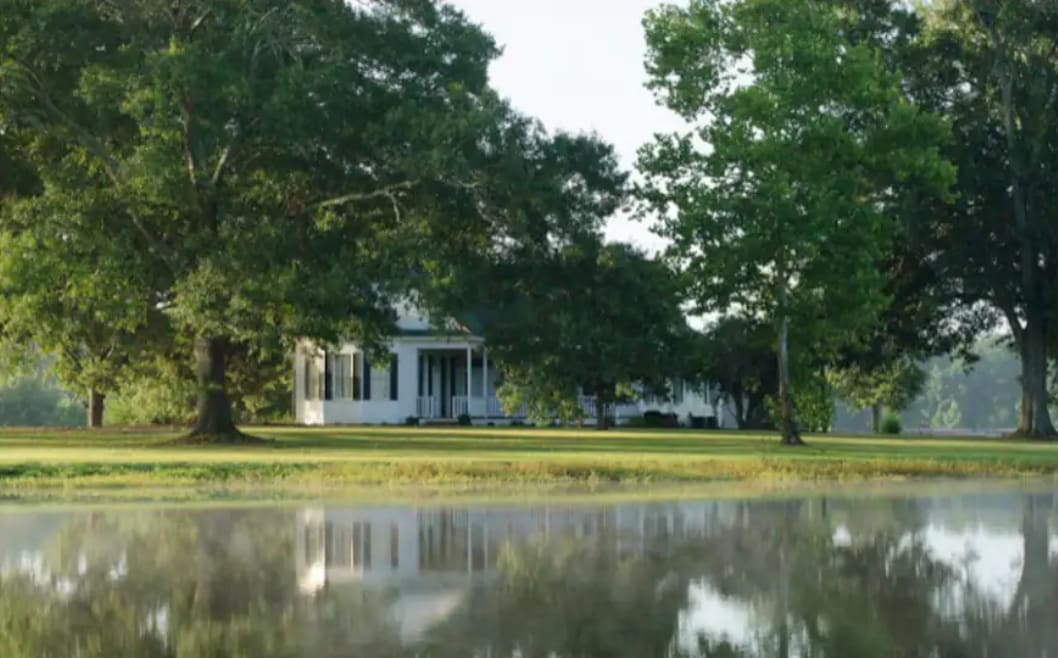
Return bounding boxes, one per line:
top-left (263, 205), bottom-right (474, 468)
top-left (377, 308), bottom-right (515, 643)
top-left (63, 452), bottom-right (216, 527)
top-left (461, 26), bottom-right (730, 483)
top-left (413, 346), bottom-right (526, 421)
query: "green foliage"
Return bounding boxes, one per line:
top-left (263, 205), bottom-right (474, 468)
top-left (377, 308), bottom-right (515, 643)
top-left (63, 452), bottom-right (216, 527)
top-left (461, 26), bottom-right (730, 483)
top-left (767, 371), bottom-right (835, 433)
top-left (0, 375), bottom-right (82, 427)
top-left (638, 0), bottom-right (954, 441)
top-left (106, 374), bottom-right (196, 427)
top-left (692, 317), bottom-right (776, 429)
top-left (490, 241), bottom-right (688, 427)
top-left (830, 358), bottom-right (927, 427)
top-left (912, 1), bottom-right (1058, 436)
top-left (0, 0), bottom-right (564, 435)
top-left (880, 413), bottom-right (903, 435)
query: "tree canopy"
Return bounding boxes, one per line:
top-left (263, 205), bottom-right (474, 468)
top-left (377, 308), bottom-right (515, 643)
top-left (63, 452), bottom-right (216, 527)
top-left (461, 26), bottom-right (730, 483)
top-left (0, 0), bottom-right (614, 438)
top-left (638, 0), bottom-right (955, 444)
top-left (485, 239), bottom-right (689, 428)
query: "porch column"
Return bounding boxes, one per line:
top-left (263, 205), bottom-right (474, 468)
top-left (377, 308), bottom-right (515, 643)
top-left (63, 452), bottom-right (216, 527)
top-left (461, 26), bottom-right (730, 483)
top-left (466, 346), bottom-right (472, 400)
top-left (482, 348), bottom-right (488, 399)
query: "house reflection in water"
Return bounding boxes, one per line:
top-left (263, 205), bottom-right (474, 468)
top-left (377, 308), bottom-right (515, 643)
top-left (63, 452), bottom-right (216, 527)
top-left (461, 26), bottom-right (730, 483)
top-left (296, 502), bottom-right (738, 594)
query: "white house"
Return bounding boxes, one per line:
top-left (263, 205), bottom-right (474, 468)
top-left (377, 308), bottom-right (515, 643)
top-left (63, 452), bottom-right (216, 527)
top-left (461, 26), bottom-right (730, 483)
top-left (293, 305), bottom-right (722, 426)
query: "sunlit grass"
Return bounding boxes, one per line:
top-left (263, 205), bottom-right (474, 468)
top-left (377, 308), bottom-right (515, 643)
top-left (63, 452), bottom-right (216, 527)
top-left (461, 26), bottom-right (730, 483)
top-left (0, 425), bottom-right (1056, 492)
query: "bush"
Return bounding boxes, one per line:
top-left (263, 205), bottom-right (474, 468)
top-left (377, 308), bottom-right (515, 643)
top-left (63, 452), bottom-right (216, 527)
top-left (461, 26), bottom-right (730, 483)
top-left (404, 416), bottom-right (420, 426)
top-left (881, 413), bottom-right (902, 435)
top-left (643, 410), bottom-right (680, 428)
top-left (457, 413), bottom-right (472, 426)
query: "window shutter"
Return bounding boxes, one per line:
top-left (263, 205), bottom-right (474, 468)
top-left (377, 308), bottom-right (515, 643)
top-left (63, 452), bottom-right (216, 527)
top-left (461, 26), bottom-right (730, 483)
top-left (363, 356), bottom-right (372, 401)
top-left (390, 354), bottom-right (399, 401)
top-left (353, 353), bottom-right (361, 400)
top-left (324, 355), bottom-right (333, 401)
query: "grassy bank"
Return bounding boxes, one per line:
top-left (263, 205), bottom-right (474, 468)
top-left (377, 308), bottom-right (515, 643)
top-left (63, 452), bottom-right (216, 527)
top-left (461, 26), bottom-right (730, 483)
top-left (0, 426), bottom-right (1056, 495)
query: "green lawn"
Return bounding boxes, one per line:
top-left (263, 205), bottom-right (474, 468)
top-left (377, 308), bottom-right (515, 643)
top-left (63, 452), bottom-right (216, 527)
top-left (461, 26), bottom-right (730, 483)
top-left (1, 426), bottom-right (1057, 495)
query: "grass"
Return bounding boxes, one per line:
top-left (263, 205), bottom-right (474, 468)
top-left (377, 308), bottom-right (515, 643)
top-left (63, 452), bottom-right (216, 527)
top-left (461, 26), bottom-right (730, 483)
top-left (0, 425), bottom-right (1056, 499)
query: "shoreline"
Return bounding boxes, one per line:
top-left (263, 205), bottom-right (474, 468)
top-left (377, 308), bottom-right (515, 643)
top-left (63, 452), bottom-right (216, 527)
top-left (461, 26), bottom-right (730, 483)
top-left (1, 426), bottom-right (1056, 500)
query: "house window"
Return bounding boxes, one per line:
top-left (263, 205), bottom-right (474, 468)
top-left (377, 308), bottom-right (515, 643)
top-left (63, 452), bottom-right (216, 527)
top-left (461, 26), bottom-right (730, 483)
top-left (352, 353), bottom-right (362, 400)
top-left (672, 379), bottom-right (685, 405)
top-left (390, 354), bottom-right (399, 401)
top-left (304, 356), bottom-right (321, 401)
top-left (370, 357), bottom-right (389, 402)
top-left (332, 354), bottom-right (354, 400)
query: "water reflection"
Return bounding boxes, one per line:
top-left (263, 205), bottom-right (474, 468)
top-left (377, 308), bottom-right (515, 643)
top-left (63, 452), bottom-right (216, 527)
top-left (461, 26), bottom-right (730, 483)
top-left (0, 488), bottom-right (1056, 657)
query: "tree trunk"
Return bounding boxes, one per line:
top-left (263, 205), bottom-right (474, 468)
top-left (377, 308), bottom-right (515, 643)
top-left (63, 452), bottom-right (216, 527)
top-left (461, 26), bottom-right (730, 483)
top-left (86, 390), bottom-right (105, 429)
top-left (595, 391), bottom-right (609, 431)
top-left (777, 314), bottom-right (804, 446)
top-left (733, 386), bottom-right (746, 429)
top-left (871, 401), bottom-right (882, 434)
top-left (993, 55), bottom-right (1055, 439)
top-left (1017, 313), bottom-right (1056, 438)
top-left (190, 336), bottom-right (241, 440)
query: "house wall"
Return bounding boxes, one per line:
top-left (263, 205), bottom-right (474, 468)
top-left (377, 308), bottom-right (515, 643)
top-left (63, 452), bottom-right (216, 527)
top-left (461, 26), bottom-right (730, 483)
top-left (294, 338), bottom-right (487, 425)
top-left (294, 336), bottom-right (721, 427)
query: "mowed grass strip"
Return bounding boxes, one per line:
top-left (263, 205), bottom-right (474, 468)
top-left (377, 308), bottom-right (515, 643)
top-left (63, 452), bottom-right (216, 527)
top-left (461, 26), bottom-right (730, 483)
top-left (0, 426), bottom-right (1056, 489)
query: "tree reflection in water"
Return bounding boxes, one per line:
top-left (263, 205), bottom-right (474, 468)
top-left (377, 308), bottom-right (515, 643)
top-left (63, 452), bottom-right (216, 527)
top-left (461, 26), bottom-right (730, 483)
top-left (0, 490), bottom-right (1054, 657)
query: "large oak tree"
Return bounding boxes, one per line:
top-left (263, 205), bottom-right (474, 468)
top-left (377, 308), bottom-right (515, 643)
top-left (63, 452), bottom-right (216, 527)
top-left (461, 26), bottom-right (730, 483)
top-left (0, 0), bottom-right (555, 439)
top-left (911, 1), bottom-right (1058, 438)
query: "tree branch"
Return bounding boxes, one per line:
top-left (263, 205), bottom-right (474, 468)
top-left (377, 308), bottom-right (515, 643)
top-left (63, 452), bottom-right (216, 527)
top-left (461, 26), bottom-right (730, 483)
top-left (11, 59), bottom-right (182, 276)
top-left (11, 59), bottom-right (123, 185)
top-left (314, 181), bottom-right (418, 210)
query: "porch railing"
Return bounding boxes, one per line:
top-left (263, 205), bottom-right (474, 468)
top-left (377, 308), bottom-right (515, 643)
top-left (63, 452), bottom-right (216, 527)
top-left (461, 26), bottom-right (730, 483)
top-left (416, 396), bottom-right (439, 419)
top-left (451, 395), bottom-right (470, 418)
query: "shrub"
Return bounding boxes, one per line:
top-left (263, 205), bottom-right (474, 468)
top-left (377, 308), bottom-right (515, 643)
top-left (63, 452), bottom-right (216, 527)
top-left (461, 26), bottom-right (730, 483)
top-left (457, 413), bottom-right (472, 426)
top-left (643, 410), bottom-right (680, 428)
top-left (404, 416), bottom-right (420, 426)
top-left (881, 413), bottom-right (902, 435)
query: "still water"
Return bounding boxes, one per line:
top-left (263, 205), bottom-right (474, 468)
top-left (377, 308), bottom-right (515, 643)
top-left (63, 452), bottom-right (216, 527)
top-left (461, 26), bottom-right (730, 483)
top-left (1, 484), bottom-right (1057, 657)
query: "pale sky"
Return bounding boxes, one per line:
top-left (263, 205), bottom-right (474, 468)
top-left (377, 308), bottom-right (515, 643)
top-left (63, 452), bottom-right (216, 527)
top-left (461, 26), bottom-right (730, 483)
top-left (446, 0), bottom-right (687, 253)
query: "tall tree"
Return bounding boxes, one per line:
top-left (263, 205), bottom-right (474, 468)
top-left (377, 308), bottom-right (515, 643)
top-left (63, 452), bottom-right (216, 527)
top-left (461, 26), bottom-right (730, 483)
top-left (912, 2), bottom-right (1058, 438)
top-left (638, 0), bottom-right (954, 444)
top-left (0, 0), bottom-right (527, 440)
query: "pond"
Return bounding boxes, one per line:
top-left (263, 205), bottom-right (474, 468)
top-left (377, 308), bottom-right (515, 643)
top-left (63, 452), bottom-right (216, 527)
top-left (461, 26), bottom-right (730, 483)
top-left (1, 483), bottom-right (1056, 657)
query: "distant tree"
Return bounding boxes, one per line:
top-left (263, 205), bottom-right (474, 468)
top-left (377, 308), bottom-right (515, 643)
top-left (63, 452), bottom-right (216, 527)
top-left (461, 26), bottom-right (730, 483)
top-left (491, 241), bottom-right (688, 429)
top-left (638, 0), bottom-right (954, 445)
top-left (0, 377), bottom-right (83, 428)
top-left (830, 358), bottom-right (927, 433)
top-left (900, 339), bottom-right (1025, 432)
top-left (0, 351), bottom-right (83, 427)
top-left (0, 0), bottom-right (540, 441)
top-left (692, 317), bottom-right (776, 430)
top-left (0, 195), bottom-right (161, 427)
